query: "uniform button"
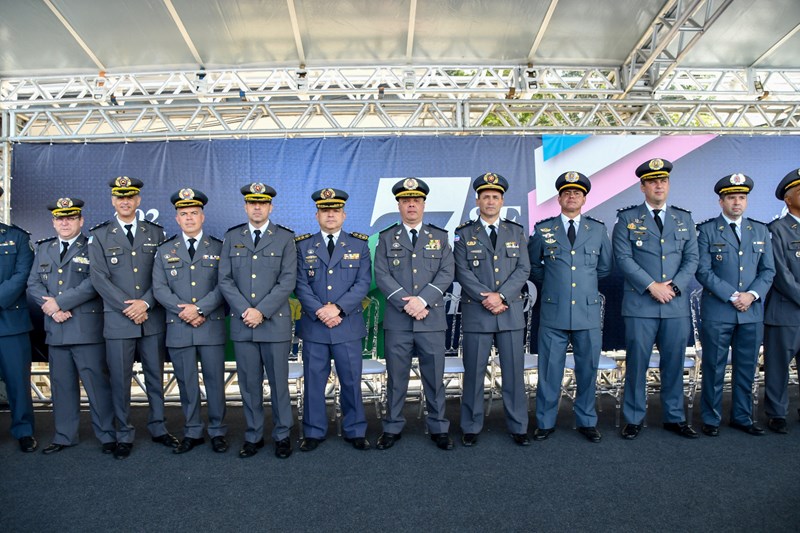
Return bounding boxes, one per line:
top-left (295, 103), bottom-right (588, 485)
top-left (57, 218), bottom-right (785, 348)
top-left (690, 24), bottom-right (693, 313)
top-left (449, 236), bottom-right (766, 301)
top-left (739, 283), bottom-right (743, 287)
top-left (739, 251), bottom-right (743, 256)
top-left (253, 255), bottom-right (258, 259)
top-left (571, 266), bottom-right (576, 271)
top-left (495, 281), bottom-right (500, 285)
top-left (328, 269), bottom-right (333, 274)
top-left (494, 255), bottom-right (498, 260)
top-left (135, 285), bottom-right (140, 290)
top-left (58, 280), bottom-right (63, 285)
top-left (131, 251), bottom-right (136, 256)
top-left (412, 253), bottom-right (417, 258)
top-left (57, 268), bottom-right (63, 274)
top-left (327, 285), bottom-right (332, 290)
top-left (270, 252), bottom-right (275, 256)
top-left (413, 269), bottom-right (417, 273)
top-left (494, 268), bottom-right (499, 272)
top-left (251, 293), bottom-right (256, 298)
top-left (662, 274), bottom-right (666, 279)
top-left (571, 283), bottom-right (576, 287)
top-left (571, 300), bottom-right (576, 305)
top-left (251, 274), bottom-right (257, 278)
top-left (191, 281), bottom-right (196, 286)
top-left (58, 291), bottom-right (62, 295)
top-left (660, 239), bottom-right (664, 244)
top-left (191, 297), bottom-right (197, 303)
top-left (661, 256), bottom-right (665, 260)
top-left (570, 250), bottom-right (575, 255)
top-left (133, 268), bottom-right (138, 272)
top-left (739, 266), bottom-right (744, 271)
top-left (190, 265), bottom-right (195, 270)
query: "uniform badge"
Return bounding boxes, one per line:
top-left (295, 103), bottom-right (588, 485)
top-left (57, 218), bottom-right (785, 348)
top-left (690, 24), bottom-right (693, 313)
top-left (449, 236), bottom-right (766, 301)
top-left (425, 240), bottom-right (441, 250)
top-left (565, 171), bottom-right (579, 183)
top-left (627, 223), bottom-right (636, 230)
top-left (544, 238), bottom-right (556, 244)
top-left (473, 260), bottom-right (480, 267)
top-left (730, 173), bottom-right (746, 185)
top-left (796, 251), bottom-right (800, 258)
top-left (321, 188), bottom-right (335, 199)
top-left (716, 255), bottom-right (723, 261)
top-left (542, 233), bottom-right (553, 239)
top-left (466, 240), bottom-right (477, 246)
top-left (638, 226), bottom-right (647, 231)
top-left (403, 178), bottom-right (418, 190)
top-left (308, 269), bottom-right (315, 277)
top-left (170, 269), bottom-right (177, 276)
top-left (179, 188), bottom-right (195, 200)
top-left (393, 259), bottom-right (400, 266)
top-left (110, 257), bottom-right (119, 264)
top-left (635, 240), bottom-right (643, 247)
top-left (72, 256), bottom-right (89, 265)
top-left (307, 248), bottom-right (316, 255)
top-left (649, 158), bottom-right (664, 170)
top-left (392, 242), bottom-right (401, 248)
top-left (540, 227), bottom-right (551, 233)
top-left (343, 253), bottom-right (360, 260)
top-left (505, 242), bottom-right (519, 248)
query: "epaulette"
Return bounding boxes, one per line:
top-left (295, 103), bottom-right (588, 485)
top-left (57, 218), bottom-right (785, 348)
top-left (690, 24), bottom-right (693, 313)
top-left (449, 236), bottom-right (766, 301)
top-left (10, 224), bottom-right (31, 235)
top-left (503, 218), bottom-right (523, 228)
top-left (425, 223), bottom-right (448, 233)
top-left (584, 215), bottom-right (605, 225)
top-left (295, 233), bottom-right (313, 242)
top-left (226, 222), bottom-right (247, 233)
top-left (379, 222), bottom-right (400, 234)
top-left (672, 205), bottom-right (692, 213)
top-left (456, 220), bottom-right (473, 230)
top-left (36, 236), bottom-right (57, 245)
top-left (747, 217), bottom-right (767, 226)
top-left (616, 205), bottom-right (637, 212)
top-left (158, 235), bottom-right (177, 247)
top-left (350, 231), bottom-right (369, 241)
top-left (142, 219), bottom-right (163, 228)
top-left (209, 235), bottom-right (223, 243)
top-left (90, 220), bottom-right (111, 231)
top-left (695, 218), bottom-right (715, 227)
top-left (767, 217), bottom-right (781, 228)
top-left (275, 223), bottom-right (294, 234)
top-left (535, 215), bottom-right (558, 226)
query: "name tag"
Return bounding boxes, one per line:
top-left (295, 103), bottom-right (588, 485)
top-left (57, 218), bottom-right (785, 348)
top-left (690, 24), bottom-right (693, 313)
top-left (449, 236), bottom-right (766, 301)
top-left (343, 253), bottom-right (360, 260)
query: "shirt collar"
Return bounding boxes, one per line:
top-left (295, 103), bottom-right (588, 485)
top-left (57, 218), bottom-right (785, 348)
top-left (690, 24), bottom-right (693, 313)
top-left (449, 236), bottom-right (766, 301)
top-left (560, 213), bottom-right (581, 228)
top-left (249, 221), bottom-right (269, 234)
top-left (115, 215), bottom-right (137, 232)
top-left (721, 214), bottom-right (740, 227)
top-left (61, 234), bottom-right (80, 247)
top-left (322, 230), bottom-right (342, 243)
top-left (183, 231), bottom-right (203, 246)
top-left (645, 203), bottom-right (668, 217)
top-left (789, 213), bottom-right (800, 225)
top-left (403, 222), bottom-right (422, 234)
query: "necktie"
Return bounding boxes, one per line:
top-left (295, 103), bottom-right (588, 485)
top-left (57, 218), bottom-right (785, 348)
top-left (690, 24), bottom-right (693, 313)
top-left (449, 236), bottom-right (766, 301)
top-left (327, 234), bottom-right (335, 256)
top-left (567, 220), bottom-right (576, 246)
top-left (60, 241), bottom-right (69, 261)
top-left (730, 222), bottom-right (741, 245)
top-left (124, 224), bottom-right (134, 245)
top-left (410, 228), bottom-right (418, 248)
top-left (652, 209), bottom-right (664, 234)
top-left (489, 224), bottom-right (497, 249)
top-left (253, 229), bottom-right (262, 247)
top-left (188, 238), bottom-right (197, 260)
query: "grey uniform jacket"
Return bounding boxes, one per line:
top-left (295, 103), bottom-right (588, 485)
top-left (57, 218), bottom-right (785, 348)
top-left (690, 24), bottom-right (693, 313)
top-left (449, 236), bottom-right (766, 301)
top-left (612, 203), bottom-right (698, 318)
top-left (529, 215), bottom-right (613, 331)
top-left (454, 219), bottom-right (530, 332)
top-left (696, 215), bottom-right (774, 324)
top-left (218, 221), bottom-right (296, 343)
top-left (152, 234), bottom-right (226, 348)
top-left (27, 234), bottom-right (103, 345)
top-left (89, 219), bottom-right (167, 338)
top-left (0, 223), bottom-right (33, 337)
top-left (764, 215), bottom-right (800, 327)
top-left (374, 222), bottom-right (454, 332)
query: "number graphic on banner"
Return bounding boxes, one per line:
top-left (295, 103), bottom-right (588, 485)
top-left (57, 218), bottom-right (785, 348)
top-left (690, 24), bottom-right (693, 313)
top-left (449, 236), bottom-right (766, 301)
top-left (136, 208), bottom-right (159, 223)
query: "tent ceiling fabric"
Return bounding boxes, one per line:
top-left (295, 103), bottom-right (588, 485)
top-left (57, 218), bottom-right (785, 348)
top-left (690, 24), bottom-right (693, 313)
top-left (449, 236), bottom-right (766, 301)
top-left (1, 0), bottom-right (798, 76)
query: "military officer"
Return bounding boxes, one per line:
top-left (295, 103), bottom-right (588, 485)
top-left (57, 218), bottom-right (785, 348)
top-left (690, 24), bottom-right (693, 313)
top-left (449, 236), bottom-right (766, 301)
top-left (89, 176), bottom-right (178, 459)
top-left (529, 172), bottom-right (613, 443)
top-left (454, 172), bottom-right (531, 447)
top-left (152, 188), bottom-right (228, 454)
top-left (763, 168), bottom-right (800, 434)
top-left (0, 186), bottom-right (37, 452)
top-left (218, 183), bottom-right (296, 459)
top-left (27, 198), bottom-right (116, 454)
top-left (696, 174), bottom-right (774, 437)
top-left (612, 158), bottom-right (699, 439)
top-left (294, 188), bottom-right (372, 451)
top-left (373, 178), bottom-right (455, 451)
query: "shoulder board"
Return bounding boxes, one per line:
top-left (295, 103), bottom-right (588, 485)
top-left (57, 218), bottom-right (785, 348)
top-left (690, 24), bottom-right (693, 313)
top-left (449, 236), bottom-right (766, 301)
top-left (456, 220), bottom-right (473, 230)
top-left (379, 222), bottom-right (400, 234)
top-left (275, 223), bottom-right (293, 234)
top-left (502, 218), bottom-right (523, 228)
top-left (746, 217), bottom-right (767, 226)
top-left (226, 223), bottom-right (247, 233)
top-left (584, 215), bottom-right (605, 225)
top-left (90, 220), bottom-right (112, 231)
top-left (158, 235), bottom-right (177, 247)
top-left (425, 223), bottom-right (448, 233)
top-left (616, 205), bottom-right (637, 213)
top-left (695, 218), bottom-right (715, 226)
top-left (36, 236), bottom-right (57, 245)
top-left (350, 231), bottom-right (369, 241)
top-left (142, 219), bottom-right (163, 228)
top-left (209, 235), bottom-right (223, 243)
top-left (767, 217), bottom-right (781, 227)
top-left (295, 233), bottom-right (313, 242)
top-left (535, 215), bottom-right (558, 226)
top-left (9, 224), bottom-right (31, 235)
top-left (671, 205), bottom-right (692, 213)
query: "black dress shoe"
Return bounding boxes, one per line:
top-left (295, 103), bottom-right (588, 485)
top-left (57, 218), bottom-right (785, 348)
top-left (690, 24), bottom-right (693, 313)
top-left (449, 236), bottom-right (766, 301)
top-left (461, 433), bottom-right (478, 447)
top-left (211, 436), bottom-right (229, 453)
top-left (430, 433), bottom-right (454, 450)
top-left (18, 436), bottom-right (38, 453)
top-left (102, 442), bottom-right (117, 454)
top-left (42, 443), bottom-right (67, 454)
top-left (343, 436), bottom-right (371, 450)
top-left (239, 439), bottom-right (265, 458)
top-left (768, 417), bottom-right (788, 434)
top-left (730, 421), bottom-right (766, 436)
top-left (114, 442), bottom-right (133, 460)
top-left (578, 426), bottom-right (602, 443)
top-left (701, 424), bottom-right (720, 437)
top-left (299, 437), bottom-right (322, 452)
top-left (173, 437), bottom-right (205, 454)
top-left (663, 422), bottom-right (699, 439)
top-left (151, 433), bottom-right (180, 448)
top-left (274, 437), bottom-right (292, 459)
top-left (621, 423), bottom-right (642, 440)
top-left (511, 433), bottom-right (531, 446)
top-left (533, 427), bottom-right (554, 441)
top-left (376, 432), bottom-right (401, 450)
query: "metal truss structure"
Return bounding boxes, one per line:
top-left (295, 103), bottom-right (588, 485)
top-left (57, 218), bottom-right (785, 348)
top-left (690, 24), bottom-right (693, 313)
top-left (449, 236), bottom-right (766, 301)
top-left (2, 65), bottom-right (800, 143)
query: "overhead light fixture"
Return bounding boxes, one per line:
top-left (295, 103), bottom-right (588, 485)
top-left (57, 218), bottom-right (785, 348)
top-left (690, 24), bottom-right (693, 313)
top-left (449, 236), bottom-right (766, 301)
top-left (194, 67), bottom-right (208, 94)
top-left (403, 69), bottom-right (416, 93)
top-left (296, 67), bottom-right (308, 94)
top-left (92, 70), bottom-right (107, 101)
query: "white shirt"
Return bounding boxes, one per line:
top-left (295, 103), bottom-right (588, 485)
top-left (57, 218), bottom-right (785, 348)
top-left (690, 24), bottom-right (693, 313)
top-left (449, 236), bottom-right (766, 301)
top-left (116, 215), bottom-right (137, 237)
top-left (560, 213), bottom-right (582, 236)
top-left (183, 230), bottom-right (203, 250)
top-left (479, 217), bottom-right (500, 240)
top-left (403, 222), bottom-right (422, 244)
top-left (322, 229), bottom-right (342, 246)
top-left (249, 221), bottom-right (269, 242)
top-left (645, 203), bottom-right (667, 225)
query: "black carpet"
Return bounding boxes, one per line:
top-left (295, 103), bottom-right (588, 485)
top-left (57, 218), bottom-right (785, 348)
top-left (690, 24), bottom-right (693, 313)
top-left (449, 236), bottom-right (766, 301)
top-left (1, 392), bottom-right (799, 532)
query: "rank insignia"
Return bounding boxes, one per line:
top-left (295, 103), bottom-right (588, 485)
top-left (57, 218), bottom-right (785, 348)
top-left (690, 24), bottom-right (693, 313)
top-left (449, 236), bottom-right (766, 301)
top-left (505, 242), bottom-right (519, 248)
top-left (110, 257), bottom-right (119, 264)
top-left (716, 255), bottom-right (723, 261)
top-left (425, 240), bottom-right (441, 250)
top-left (544, 238), bottom-right (556, 244)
